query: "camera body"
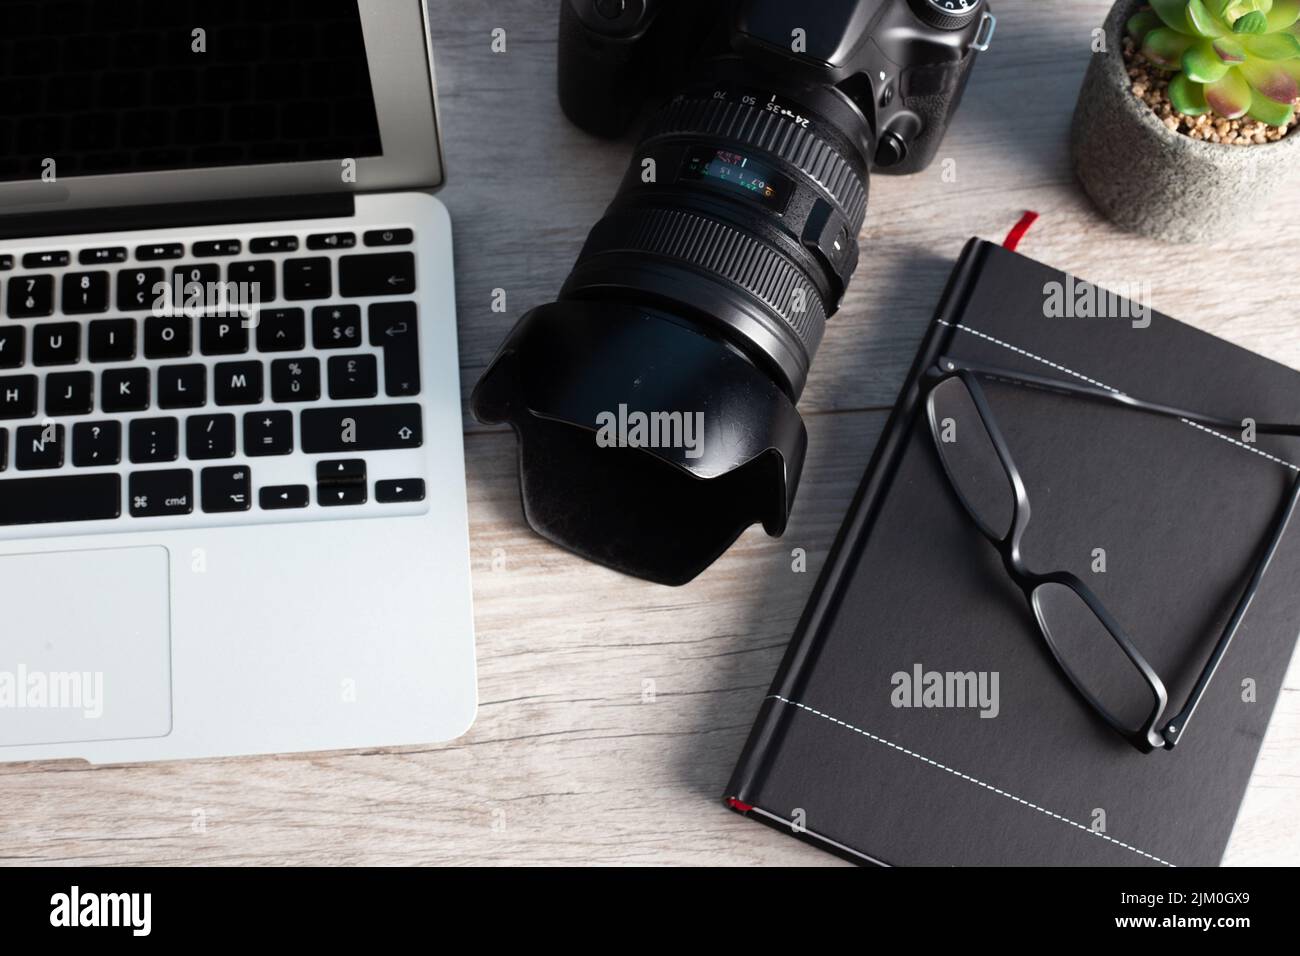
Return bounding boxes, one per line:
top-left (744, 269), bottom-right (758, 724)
top-left (559, 0), bottom-right (995, 175)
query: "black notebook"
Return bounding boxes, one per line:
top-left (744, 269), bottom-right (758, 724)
top-left (726, 239), bottom-right (1300, 866)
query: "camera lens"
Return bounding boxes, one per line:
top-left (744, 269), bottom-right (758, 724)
top-left (561, 78), bottom-right (870, 398)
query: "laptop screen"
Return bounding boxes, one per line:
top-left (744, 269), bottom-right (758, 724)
top-left (0, 0), bottom-right (384, 184)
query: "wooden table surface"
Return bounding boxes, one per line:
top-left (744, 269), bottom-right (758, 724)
top-left (3, 0), bottom-right (1297, 866)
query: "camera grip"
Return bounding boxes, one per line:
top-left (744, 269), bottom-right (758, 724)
top-left (557, 0), bottom-right (646, 138)
top-left (889, 50), bottom-right (978, 176)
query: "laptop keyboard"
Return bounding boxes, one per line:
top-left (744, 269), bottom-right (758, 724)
top-left (0, 227), bottom-right (429, 531)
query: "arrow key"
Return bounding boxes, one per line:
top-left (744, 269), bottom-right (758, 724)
top-left (259, 485), bottom-right (310, 510)
top-left (376, 479), bottom-right (425, 504)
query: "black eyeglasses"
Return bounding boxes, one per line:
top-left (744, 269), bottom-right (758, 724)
top-left (925, 356), bottom-right (1300, 753)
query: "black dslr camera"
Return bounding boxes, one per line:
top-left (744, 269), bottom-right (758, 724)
top-left (473, 0), bottom-right (994, 585)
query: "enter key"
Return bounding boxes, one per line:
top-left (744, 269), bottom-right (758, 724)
top-left (368, 301), bottom-right (421, 397)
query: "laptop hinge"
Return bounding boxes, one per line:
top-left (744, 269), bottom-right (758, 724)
top-left (0, 193), bottom-right (356, 242)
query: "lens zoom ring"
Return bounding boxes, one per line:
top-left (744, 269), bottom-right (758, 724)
top-left (602, 207), bottom-right (827, 356)
top-left (645, 96), bottom-right (867, 225)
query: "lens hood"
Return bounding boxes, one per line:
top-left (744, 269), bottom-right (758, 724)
top-left (471, 301), bottom-right (807, 585)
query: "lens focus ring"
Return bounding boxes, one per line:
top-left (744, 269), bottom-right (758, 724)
top-left (643, 95), bottom-right (868, 225)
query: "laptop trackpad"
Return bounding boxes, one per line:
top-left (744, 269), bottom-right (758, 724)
top-left (0, 547), bottom-right (172, 748)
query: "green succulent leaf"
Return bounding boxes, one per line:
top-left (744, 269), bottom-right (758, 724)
top-left (1240, 56), bottom-right (1300, 100)
top-left (1213, 35), bottom-right (1248, 60)
top-left (1233, 10), bottom-right (1270, 31)
top-left (1188, 0), bottom-right (1229, 34)
top-left (1127, 7), bottom-right (1165, 42)
top-left (1169, 71), bottom-right (1212, 113)
top-left (1247, 89), bottom-right (1296, 123)
top-left (1209, 0), bottom-right (1237, 15)
top-left (1185, 39), bottom-right (1234, 79)
top-left (1144, 26), bottom-right (1198, 65)
top-left (1205, 67), bottom-right (1254, 116)
top-left (1266, 0), bottom-right (1300, 30)
top-left (1242, 31), bottom-right (1300, 56)
top-left (1151, 0), bottom-right (1196, 32)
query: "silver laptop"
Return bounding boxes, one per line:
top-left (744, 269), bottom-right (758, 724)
top-left (0, 0), bottom-right (477, 762)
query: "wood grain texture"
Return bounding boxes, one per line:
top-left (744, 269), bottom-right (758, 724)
top-left (1, 0), bottom-right (1296, 867)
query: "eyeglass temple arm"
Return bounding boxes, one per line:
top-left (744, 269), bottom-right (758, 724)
top-left (933, 356), bottom-right (1300, 437)
top-left (1161, 473), bottom-right (1300, 748)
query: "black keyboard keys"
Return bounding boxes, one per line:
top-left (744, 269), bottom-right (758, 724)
top-left (312, 305), bottom-right (362, 349)
top-left (45, 371), bottom-right (93, 416)
top-left (363, 228), bottom-right (413, 247)
top-left (0, 429), bottom-right (6, 470)
top-left (72, 421), bottom-right (121, 467)
top-left (102, 367), bottom-right (150, 412)
top-left (327, 354), bottom-right (377, 399)
top-left (255, 308), bottom-right (305, 352)
top-left (144, 315), bottom-right (192, 359)
top-left (339, 252), bottom-right (415, 297)
top-left (317, 458), bottom-right (367, 506)
top-left (200, 313), bottom-right (250, 355)
top-left (88, 319), bottom-right (137, 362)
top-left (32, 323), bottom-right (80, 366)
top-left (260, 484), bottom-right (309, 510)
top-left (227, 260), bottom-right (276, 304)
top-left (79, 247), bottom-right (128, 265)
top-left (129, 417), bottom-right (179, 463)
top-left (307, 232), bottom-right (355, 250)
top-left (270, 357), bottom-right (320, 402)
top-left (1, 474), bottom-right (122, 526)
top-left (0, 327), bottom-right (24, 369)
top-left (201, 465), bottom-right (251, 513)
top-left (186, 413), bottom-right (236, 460)
top-left (0, 376), bottom-right (37, 419)
top-left (214, 361), bottom-right (263, 405)
top-left (172, 264), bottom-right (222, 308)
top-left (129, 469), bottom-right (193, 517)
top-left (136, 243), bottom-right (185, 261)
top-left (369, 302), bottom-right (421, 396)
top-left (376, 479), bottom-right (425, 503)
top-left (158, 364), bottom-right (207, 409)
top-left (23, 251), bottom-right (69, 269)
top-left (193, 240), bottom-right (241, 257)
top-left (15, 423), bottom-right (65, 470)
top-left (62, 271), bottom-right (110, 314)
top-left (250, 236), bottom-right (298, 254)
top-left (283, 257), bottom-right (331, 300)
top-left (8, 274), bottom-right (54, 318)
top-left (244, 410), bottom-right (292, 457)
top-left (118, 267), bottom-right (165, 311)
top-left (300, 404), bottom-right (422, 453)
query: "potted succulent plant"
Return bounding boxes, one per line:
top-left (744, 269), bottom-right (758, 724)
top-left (1072, 0), bottom-right (1300, 242)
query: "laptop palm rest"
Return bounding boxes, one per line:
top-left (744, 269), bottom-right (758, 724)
top-left (0, 546), bottom-right (172, 748)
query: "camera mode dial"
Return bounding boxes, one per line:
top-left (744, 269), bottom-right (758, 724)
top-left (909, 0), bottom-right (982, 31)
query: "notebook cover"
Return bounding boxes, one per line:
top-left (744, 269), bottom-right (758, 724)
top-left (725, 238), bottom-right (1300, 867)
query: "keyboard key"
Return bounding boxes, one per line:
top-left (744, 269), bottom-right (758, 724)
top-left (260, 484), bottom-right (309, 510)
top-left (255, 307), bottom-right (305, 352)
top-left (369, 302), bottom-right (421, 397)
top-left (193, 240), bottom-right (241, 257)
top-left (45, 371), bottom-right (93, 416)
top-left (118, 267), bottom-right (165, 310)
top-left (129, 417), bottom-right (180, 463)
top-left (300, 404), bottom-right (422, 453)
top-left (32, 323), bottom-right (80, 366)
top-left (0, 327), bottom-right (24, 369)
top-left (23, 251), bottom-right (70, 269)
top-left (7, 274), bottom-right (54, 318)
top-left (250, 236), bottom-right (298, 253)
top-left (144, 314), bottom-right (192, 358)
top-left (312, 305), bottom-right (362, 349)
top-left (15, 423), bottom-right (65, 470)
top-left (72, 421), bottom-right (121, 467)
top-left (199, 313), bottom-right (250, 355)
top-left (201, 465), bottom-right (251, 513)
top-left (0, 255), bottom-right (13, 271)
top-left (328, 354), bottom-right (377, 400)
top-left (172, 263), bottom-right (222, 308)
top-left (129, 469), bottom-right (192, 518)
top-left (214, 361), bottom-right (263, 405)
top-left (62, 271), bottom-right (110, 314)
top-left (0, 429), bottom-right (5, 470)
top-left (0, 376), bottom-right (38, 419)
top-left (270, 357), bottom-right (320, 403)
top-left (158, 364), bottom-right (207, 409)
top-left (339, 252), bottom-right (415, 297)
top-left (316, 460), bottom-right (368, 508)
top-left (307, 232), bottom-right (356, 250)
top-left (0, 474), bottom-right (122, 526)
top-left (102, 367), bottom-right (150, 412)
top-left (136, 242), bottom-right (185, 261)
top-left (317, 459), bottom-right (366, 483)
top-left (318, 481), bottom-right (367, 507)
top-left (227, 260), bottom-right (276, 303)
top-left (244, 410), bottom-right (293, 457)
top-left (186, 413), bottom-right (237, 460)
top-left (363, 228), bottom-right (413, 247)
top-left (88, 319), bottom-right (137, 362)
top-left (79, 247), bottom-right (128, 265)
top-left (283, 257), bottom-right (331, 300)
top-left (376, 478), bottom-right (426, 503)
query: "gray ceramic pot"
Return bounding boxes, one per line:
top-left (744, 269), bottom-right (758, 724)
top-left (1071, 0), bottom-right (1300, 243)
